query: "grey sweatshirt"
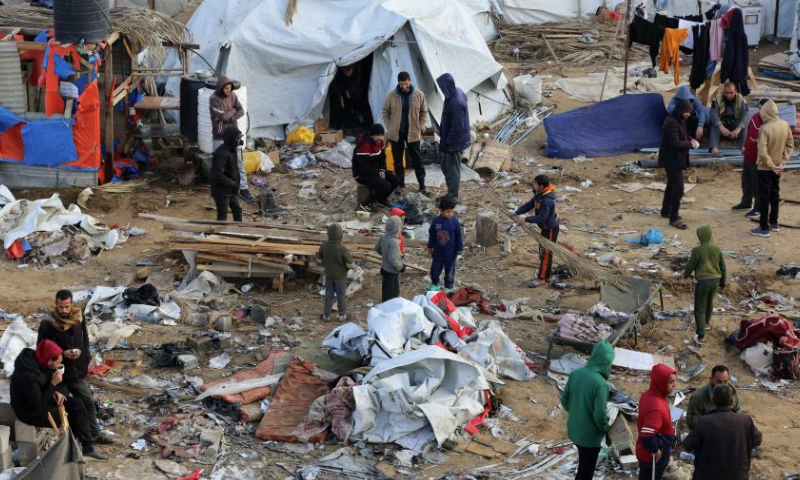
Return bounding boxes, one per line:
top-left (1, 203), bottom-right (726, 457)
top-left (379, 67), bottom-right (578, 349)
top-left (375, 217), bottom-right (404, 274)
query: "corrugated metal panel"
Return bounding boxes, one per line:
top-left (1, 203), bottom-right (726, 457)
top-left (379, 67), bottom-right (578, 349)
top-left (0, 42), bottom-right (27, 116)
top-left (0, 162), bottom-right (97, 189)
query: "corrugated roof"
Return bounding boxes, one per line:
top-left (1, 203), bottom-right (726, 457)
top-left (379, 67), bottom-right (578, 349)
top-left (0, 42), bottom-right (27, 115)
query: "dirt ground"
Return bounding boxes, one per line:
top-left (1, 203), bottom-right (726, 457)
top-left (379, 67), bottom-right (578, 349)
top-left (2, 42), bottom-right (800, 480)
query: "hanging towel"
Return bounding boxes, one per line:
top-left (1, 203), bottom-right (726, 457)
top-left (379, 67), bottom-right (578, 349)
top-left (709, 19), bottom-right (724, 61)
top-left (678, 19), bottom-right (702, 50)
top-left (660, 28), bottom-right (690, 86)
top-left (689, 25), bottom-right (710, 89)
top-left (629, 15), bottom-right (662, 68)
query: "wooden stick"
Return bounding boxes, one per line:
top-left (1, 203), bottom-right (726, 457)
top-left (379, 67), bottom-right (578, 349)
top-left (600, 12), bottom-right (625, 101)
top-left (47, 412), bottom-right (61, 436)
top-left (58, 405), bottom-right (69, 432)
top-left (541, 35), bottom-right (566, 77)
top-left (622, 0), bottom-right (632, 94)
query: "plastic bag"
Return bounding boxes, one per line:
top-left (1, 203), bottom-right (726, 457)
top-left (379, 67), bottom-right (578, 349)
top-left (322, 141), bottom-right (354, 168)
top-left (286, 126), bottom-right (315, 144)
top-left (513, 74), bottom-right (542, 105)
top-left (287, 152), bottom-right (316, 170)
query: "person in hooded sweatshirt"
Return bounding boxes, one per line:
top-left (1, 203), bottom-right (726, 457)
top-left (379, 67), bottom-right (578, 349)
top-left (658, 98), bottom-right (699, 230)
top-left (318, 223), bottom-right (354, 322)
top-left (436, 73), bottom-right (471, 203)
top-left (667, 86), bottom-right (707, 141)
top-left (353, 124), bottom-right (399, 212)
top-left (375, 216), bottom-right (405, 302)
top-left (209, 75), bottom-right (252, 202)
top-left (733, 98), bottom-right (769, 216)
top-left (560, 339), bottom-right (615, 480)
top-left (211, 127), bottom-right (244, 222)
top-left (11, 340), bottom-right (106, 460)
top-left (636, 364), bottom-right (677, 480)
top-left (428, 198), bottom-right (463, 291)
top-left (515, 174), bottom-right (560, 287)
top-left (750, 99), bottom-right (794, 238)
top-left (683, 225), bottom-right (726, 345)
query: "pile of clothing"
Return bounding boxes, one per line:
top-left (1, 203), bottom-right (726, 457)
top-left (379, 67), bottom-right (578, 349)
top-left (556, 302), bottom-right (630, 343)
top-left (734, 314), bottom-right (800, 379)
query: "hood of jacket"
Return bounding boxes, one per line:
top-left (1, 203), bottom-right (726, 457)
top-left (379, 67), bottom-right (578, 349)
top-left (436, 73), bottom-right (457, 99)
top-left (17, 348), bottom-right (47, 378)
top-left (585, 339), bottom-right (614, 379)
top-left (222, 126), bottom-right (242, 148)
top-left (673, 86), bottom-right (695, 101)
top-left (720, 6), bottom-right (742, 30)
top-left (216, 75), bottom-right (234, 95)
top-left (384, 216), bottom-right (402, 237)
top-left (327, 223), bottom-right (344, 243)
top-left (696, 225), bottom-right (713, 244)
top-left (395, 84), bottom-right (415, 96)
top-left (671, 98), bottom-right (693, 120)
top-left (648, 363), bottom-right (676, 397)
top-left (760, 99), bottom-right (779, 123)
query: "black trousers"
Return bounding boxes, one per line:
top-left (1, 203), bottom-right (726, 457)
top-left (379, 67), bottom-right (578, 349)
top-left (214, 193), bottom-right (242, 222)
top-left (661, 168), bottom-right (684, 222)
top-left (391, 135), bottom-right (425, 188)
top-left (59, 379), bottom-right (100, 436)
top-left (538, 226), bottom-right (559, 281)
top-left (360, 172), bottom-right (399, 205)
top-left (380, 269), bottom-right (400, 302)
top-left (740, 162), bottom-right (760, 209)
top-left (28, 397), bottom-right (93, 448)
top-left (758, 170), bottom-right (780, 230)
top-left (575, 446), bottom-right (601, 480)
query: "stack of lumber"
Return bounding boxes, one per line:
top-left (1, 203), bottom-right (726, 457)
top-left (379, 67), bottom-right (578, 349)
top-left (140, 214), bottom-right (425, 292)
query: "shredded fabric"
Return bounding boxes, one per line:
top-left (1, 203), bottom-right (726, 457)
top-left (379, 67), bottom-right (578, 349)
top-left (557, 314), bottom-right (613, 343)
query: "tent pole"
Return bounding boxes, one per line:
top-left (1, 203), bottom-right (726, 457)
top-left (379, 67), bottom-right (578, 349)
top-left (623, 0), bottom-right (632, 94)
top-left (600, 11), bottom-right (624, 101)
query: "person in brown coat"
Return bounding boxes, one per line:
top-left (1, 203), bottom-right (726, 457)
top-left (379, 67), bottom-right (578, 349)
top-left (683, 384), bottom-right (762, 480)
top-left (381, 71), bottom-right (429, 195)
top-left (210, 75), bottom-right (253, 202)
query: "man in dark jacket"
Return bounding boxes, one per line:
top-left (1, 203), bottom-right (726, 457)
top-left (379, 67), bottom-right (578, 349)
top-left (353, 124), bottom-right (399, 213)
top-left (686, 365), bottom-right (740, 429)
top-left (38, 290), bottom-right (113, 446)
top-left (209, 75), bottom-right (252, 202)
top-left (658, 98), bottom-right (698, 230)
top-left (436, 73), bottom-right (470, 203)
top-left (329, 65), bottom-right (368, 130)
top-left (11, 340), bottom-right (106, 460)
top-left (683, 384), bottom-right (762, 480)
top-left (515, 174), bottom-right (559, 287)
top-left (212, 127), bottom-right (243, 221)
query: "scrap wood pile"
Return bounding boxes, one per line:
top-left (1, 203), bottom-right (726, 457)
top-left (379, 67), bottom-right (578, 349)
top-left (494, 18), bottom-right (648, 65)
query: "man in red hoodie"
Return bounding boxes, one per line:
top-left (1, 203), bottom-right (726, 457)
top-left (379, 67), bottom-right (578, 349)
top-left (732, 98), bottom-right (768, 217)
top-left (636, 363), bottom-right (677, 480)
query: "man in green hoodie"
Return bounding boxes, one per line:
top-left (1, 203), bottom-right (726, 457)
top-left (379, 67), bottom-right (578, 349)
top-left (683, 225), bottom-right (726, 345)
top-left (561, 339), bottom-right (615, 480)
top-left (318, 223), bottom-right (354, 322)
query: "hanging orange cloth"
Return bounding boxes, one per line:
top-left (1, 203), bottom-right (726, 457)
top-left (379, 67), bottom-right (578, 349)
top-left (44, 41), bottom-right (82, 117)
top-left (67, 81), bottom-right (101, 171)
top-left (659, 28), bottom-right (689, 86)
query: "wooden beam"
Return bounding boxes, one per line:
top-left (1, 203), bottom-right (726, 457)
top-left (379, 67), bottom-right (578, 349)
top-left (2, 28), bottom-right (21, 41)
top-left (102, 50), bottom-right (115, 183)
top-left (15, 41), bottom-right (47, 52)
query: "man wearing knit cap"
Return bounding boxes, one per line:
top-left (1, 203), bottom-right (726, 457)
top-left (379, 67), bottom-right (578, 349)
top-left (10, 340), bottom-right (106, 460)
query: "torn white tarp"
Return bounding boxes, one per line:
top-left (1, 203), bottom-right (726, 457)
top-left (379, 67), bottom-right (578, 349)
top-left (0, 194), bottom-right (126, 249)
top-left (80, 286), bottom-right (126, 318)
top-left (0, 318), bottom-right (37, 376)
top-left (459, 320), bottom-right (534, 381)
top-left (351, 345), bottom-right (489, 445)
top-left (363, 298), bottom-right (434, 366)
top-left (405, 164), bottom-right (481, 189)
top-left (170, 271), bottom-right (231, 301)
top-left (0, 186), bottom-right (15, 207)
top-left (322, 323), bottom-right (367, 357)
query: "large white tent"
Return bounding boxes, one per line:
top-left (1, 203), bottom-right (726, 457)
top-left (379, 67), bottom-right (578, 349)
top-left (167, 0), bottom-right (508, 139)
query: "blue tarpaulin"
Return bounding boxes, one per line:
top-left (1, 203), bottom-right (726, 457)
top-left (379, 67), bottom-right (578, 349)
top-left (0, 105), bottom-right (22, 134)
top-left (21, 119), bottom-right (78, 166)
top-left (545, 93), bottom-right (668, 159)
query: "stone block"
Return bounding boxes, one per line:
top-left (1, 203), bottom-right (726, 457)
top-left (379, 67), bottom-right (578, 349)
top-left (187, 336), bottom-right (213, 353)
top-left (13, 421), bottom-right (40, 445)
top-left (608, 415), bottom-right (635, 454)
top-left (16, 441), bottom-right (40, 466)
top-left (476, 211), bottom-right (499, 247)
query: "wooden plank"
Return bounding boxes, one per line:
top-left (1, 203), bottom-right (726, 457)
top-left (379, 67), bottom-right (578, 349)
top-left (133, 96), bottom-right (180, 110)
top-left (15, 41), bottom-right (46, 52)
top-left (196, 252), bottom-right (292, 271)
top-left (2, 28), bottom-right (20, 41)
top-left (472, 140), bottom-right (511, 174)
top-left (197, 264), bottom-right (284, 276)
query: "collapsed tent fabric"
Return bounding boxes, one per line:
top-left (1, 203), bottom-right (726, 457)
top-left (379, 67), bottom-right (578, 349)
top-left (364, 297), bottom-right (434, 365)
top-left (167, 0), bottom-right (507, 138)
top-left (544, 93), bottom-right (668, 158)
top-left (14, 430), bottom-right (86, 480)
top-left (201, 347), bottom-right (292, 404)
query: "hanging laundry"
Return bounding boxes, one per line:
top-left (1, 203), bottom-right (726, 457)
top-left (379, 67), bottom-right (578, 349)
top-left (709, 19), bottom-right (724, 62)
top-left (678, 19), bottom-right (702, 50)
top-left (720, 7), bottom-right (750, 96)
top-left (689, 25), bottom-right (710, 89)
top-left (660, 28), bottom-right (690, 86)
top-left (629, 15), bottom-right (661, 68)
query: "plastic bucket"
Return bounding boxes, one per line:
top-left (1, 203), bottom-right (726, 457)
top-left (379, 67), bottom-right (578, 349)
top-left (176, 164), bottom-right (196, 187)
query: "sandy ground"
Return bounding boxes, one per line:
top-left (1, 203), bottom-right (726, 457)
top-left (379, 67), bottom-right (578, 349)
top-left (2, 41), bottom-right (800, 480)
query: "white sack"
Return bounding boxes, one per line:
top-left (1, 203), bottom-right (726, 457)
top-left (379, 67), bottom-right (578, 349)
top-left (0, 319), bottom-right (37, 376)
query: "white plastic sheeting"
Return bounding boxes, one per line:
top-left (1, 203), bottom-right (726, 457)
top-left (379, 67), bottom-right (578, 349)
top-left (460, 320), bottom-right (534, 381)
top-left (351, 345), bottom-right (490, 445)
top-left (167, 0), bottom-right (507, 138)
top-left (456, 0), bottom-right (502, 41)
top-left (501, 0), bottom-right (608, 24)
top-left (364, 298), bottom-right (434, 365)
top-left (0, 318), bottom-right (37, 376)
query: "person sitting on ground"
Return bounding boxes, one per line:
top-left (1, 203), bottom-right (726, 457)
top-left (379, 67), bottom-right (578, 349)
top-left (375, 216), bottom-right (405, 302)
top-left (515, 174), bottom-right (560, 287)
top-left (732, 98), bottom-right (770, 216)
top-left (10, 340), bottom-right (107, 460)
top-left (682, 225), bottom-right (726, 345)
top-left (318, 223), bottom-right (354, 323)
top-left (209, 75), bottom-right (253, 202)
top-left (683, 384), bottom-right (762, 480)
top-left (428, 198), bottom-right (463, 292)
top-left (636, 364), bottom-right (677, 480)
top-left (353, 124), bottom-right (399, 213)
top-left (560, 339), bottom-right (615, 480)
top-left (658, 98), bottom-right (698, 230)
top-left (38, 289), bottom-right (114, 446)
top-left (211, 127), bottom-right (244, 222)
top-left (709, 82), bottom-right (748, 157)
top-left (686, 365), bottom-right (740, 430)
top-left (668, 86), bottom-right (707, 141)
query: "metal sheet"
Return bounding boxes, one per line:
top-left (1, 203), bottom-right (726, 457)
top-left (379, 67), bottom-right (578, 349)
top-left (0, 42), bottom-right (27, 116)
top-left (0, 162), bottom-right (97, 188)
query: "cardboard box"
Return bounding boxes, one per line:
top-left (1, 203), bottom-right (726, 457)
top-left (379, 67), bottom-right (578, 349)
top-left (267, 149), bottom-right (279, 165)
top-left (318, 129), bottom-right (343, 144)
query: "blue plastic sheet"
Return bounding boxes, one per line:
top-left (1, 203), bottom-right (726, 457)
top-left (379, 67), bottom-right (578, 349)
top-left (545, 93), bottom-right (668, 159)
top-left (0, 105), bottom-right (22, 134)
top-left (21, 119), bottom-right (78, 166)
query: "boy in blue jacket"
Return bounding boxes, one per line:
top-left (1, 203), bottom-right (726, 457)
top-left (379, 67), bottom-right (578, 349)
top-left (516, 174), bottom-right (559, 287)
top-left (428, 198), bottom-right (463, 291)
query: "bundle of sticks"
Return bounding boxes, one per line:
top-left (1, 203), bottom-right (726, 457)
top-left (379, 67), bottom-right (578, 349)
top-left (47, 405), bottom-right (69, 436)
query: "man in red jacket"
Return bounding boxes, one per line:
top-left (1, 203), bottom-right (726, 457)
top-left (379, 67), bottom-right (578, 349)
top-left (732, 98), bottom-right (768, 217)
top-left (636, 363), bottom-right (677, 480)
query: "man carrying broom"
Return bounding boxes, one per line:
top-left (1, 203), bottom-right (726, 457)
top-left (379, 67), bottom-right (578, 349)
top-left (516, 174), bottom-right (559, 287)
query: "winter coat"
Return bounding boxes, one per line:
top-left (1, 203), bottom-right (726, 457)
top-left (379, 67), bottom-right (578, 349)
top-left (515, 185), bottom-right (559, 230)
top-left (720, 8), bottom-right (750, 96)
top-left (657, 99), bottom-right (692, 170)
top-left (636, 364), bottom-right (676, 466)
top-left (436, 74), bottom-right (471, 154)
top-left (560, 339), bottom-right (615, 448)
top-left (381, 87), bottom-right (429, 143)
top-left (318, 223), bottom-right (353, 280)
top-left (710, 90), bottom-right (747, 129)
top-left (211, 128), bottom-right (241, 197)
top-left (667, 86), bottom-right (707, 126)
top-left (757, 100), bottom-right (794, 171)
top-left (10, 349), bottom-right (58, 425)
top-left (352, 137), bottom-right (387, 183)
top-left (743, 112), bottom-right (764, 166)
top-left (428, 215), bottom-right (463, 259)
top-left (683, 408), bottom-right (762, 480)
top-left (686, 383), bottom-right (740, 430)
top-left (683, 225), bottom-right (726, 285)
top-left (37, 310), bottom-right (90, 383)
top-left (209, 75), bottom-right (244, 140)
top-left (375, 217), bottom-right (404, 274)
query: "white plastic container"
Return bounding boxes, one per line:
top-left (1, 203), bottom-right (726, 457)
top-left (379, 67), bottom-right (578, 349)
top-left (197, 86), bottom-right (249, 154)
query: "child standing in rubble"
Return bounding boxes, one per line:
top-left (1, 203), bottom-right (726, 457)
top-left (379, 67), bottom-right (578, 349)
top-left (428, 198), bottom-right (463, 292)
top-left (318, 223), bottom-right (354, 322)
top-left (515, 174), bottom-right (559, 288)
top-left (376, 216), bottom-right (405, 302)
top-left (683, 225), bottom-right (726, 345)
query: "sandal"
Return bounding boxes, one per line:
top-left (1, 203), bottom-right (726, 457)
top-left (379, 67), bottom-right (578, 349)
top-left (670, 220), bottom-right (688, 230)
